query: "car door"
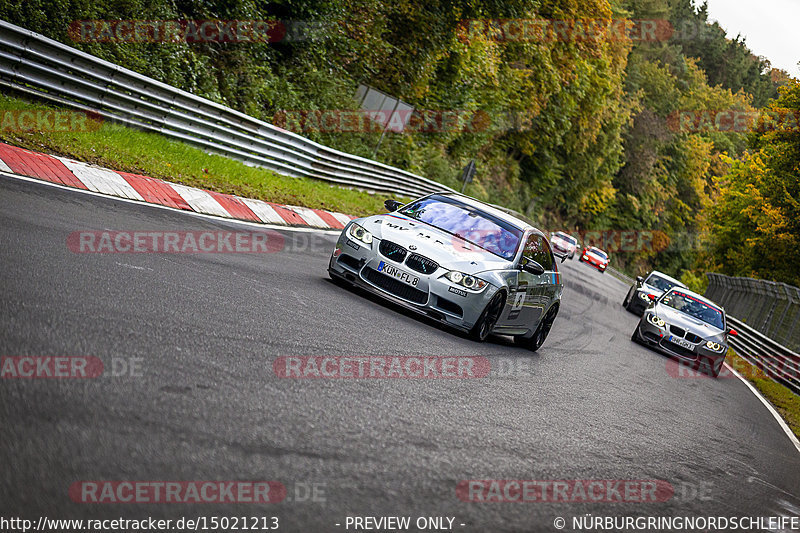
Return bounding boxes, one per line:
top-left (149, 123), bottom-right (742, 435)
top-left (509, 232), bottom-right (553, 329)
top-left (536, 237), bottom-right (560, 308)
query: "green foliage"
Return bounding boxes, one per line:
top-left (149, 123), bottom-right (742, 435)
top-left (707, 80), bottom-right (800, 286)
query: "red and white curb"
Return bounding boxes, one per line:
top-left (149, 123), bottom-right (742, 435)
top-left (0, 142), bottom-right (357, 231)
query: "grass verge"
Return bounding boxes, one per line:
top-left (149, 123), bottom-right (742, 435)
top-left (728, 350), bottom-right (800, 440)
top-left (0, 93), bottom-right (402, 217)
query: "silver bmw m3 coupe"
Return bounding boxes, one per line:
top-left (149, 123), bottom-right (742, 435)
top-left (632, 287), bottom-right (738, 377)
top-left (328, 193), bottom-right (564, 351)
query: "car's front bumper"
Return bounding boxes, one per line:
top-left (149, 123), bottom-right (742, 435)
top-left (328, 235), bottom-right (500, 332)
top-left (580, 256), bottom-right (607, 271)
top-left (636, 319), bottom-right (727, 364)
top-left (627, 292), bottom-right (650, 315)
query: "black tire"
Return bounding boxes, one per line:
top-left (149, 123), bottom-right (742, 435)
top-left (470, 291), bottom-right (506, 342)
top-left (524, 305), bottom-right (559, 352)
top-left (623, 288), bottom-right (632, 308)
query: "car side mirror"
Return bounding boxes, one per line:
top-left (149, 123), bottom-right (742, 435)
top-left (384, 199), bottom-right (403, 212)
top-left (728, 328), bottom-right (738, 337)
top-left (636, 276), bottom-right (644, 285)
top-left (521, 260), bottom-right (545, 275)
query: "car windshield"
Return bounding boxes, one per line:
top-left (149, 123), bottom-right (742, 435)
top-left (590, 248), bottom-right (607, 259)
top-left (555, 232), bottom-right (577, 245)
top-left (399, 194), bottom-right (524, 260)
top-left (646, 274), bottom-right (678, 292)
top-left (661, 290), bottom-right (725, 329)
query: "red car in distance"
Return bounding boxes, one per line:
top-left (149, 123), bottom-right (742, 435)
top-left (579, 246), bottom-right (609, 273)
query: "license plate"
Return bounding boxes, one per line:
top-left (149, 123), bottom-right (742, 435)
top-left (668, 336), bottom-right (694, 350)
top-left (378, 261), bottom-right (419, 287)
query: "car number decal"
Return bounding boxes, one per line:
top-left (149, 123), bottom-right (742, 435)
top-left (507, 289), bottom-right (526, 320)
top-left (511, 291), bottom-right (526, 311)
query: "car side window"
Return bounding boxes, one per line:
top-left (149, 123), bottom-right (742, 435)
top-left (523, 234), bottom-right (554, 271)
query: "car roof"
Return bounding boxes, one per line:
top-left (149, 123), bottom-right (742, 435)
top-left (647, 270), bottom-right (686, 287)
top-left (663, 286), bottom-right (724, 312)
top-left (436, 192), bottom-right (536, 232)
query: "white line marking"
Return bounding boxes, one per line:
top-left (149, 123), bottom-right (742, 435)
top-left (0, 156), bottom-right (12, 173)
top-left (724, 361), bottom-right (800, 454)
top-left (168, 183), bottom-right (231, 218)
top-left (115, 262), bottom-right (151, 271)
top-left (0, 171), bottom-right (340, 235)
top-left (55, 157), bottom-right (144, 201)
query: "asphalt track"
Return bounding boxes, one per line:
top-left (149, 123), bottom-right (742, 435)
top-left (1, 174), bottom-right (799, 532)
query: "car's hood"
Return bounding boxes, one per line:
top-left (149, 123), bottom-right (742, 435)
top-left (655, 305), bottom-right (726, 341)
top-left (358, 214), bottom-right (515, 273)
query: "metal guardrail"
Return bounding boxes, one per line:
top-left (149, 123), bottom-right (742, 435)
top-left (706, 273), bottom-right (800, 394)
top-left (706, 273), bottom-right (800, 352)
top-left (725, 316), bottom-right (800, 395)
top-left (0, 19), bottom-right (454, 199)
top-left (606, 265), bottom-right (633, 285)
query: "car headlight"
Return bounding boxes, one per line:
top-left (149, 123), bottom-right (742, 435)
top-left (347, 223), bottom-right (373, 245)
top-left (646, 314), bottom-right (665, 328)
top-left (639, 292), bottom-right (650, 301)
top-left (705, 341), bottom-right (724, 352)
top-left (445, 271), bottom-right (487, 291)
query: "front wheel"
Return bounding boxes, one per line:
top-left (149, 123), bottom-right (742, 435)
top-left (623, 288), bottom-right (633, 308)
top-left (469, 291), bottom-right (506, 342)
top-left (524, 306), bottom-right (559, 352)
